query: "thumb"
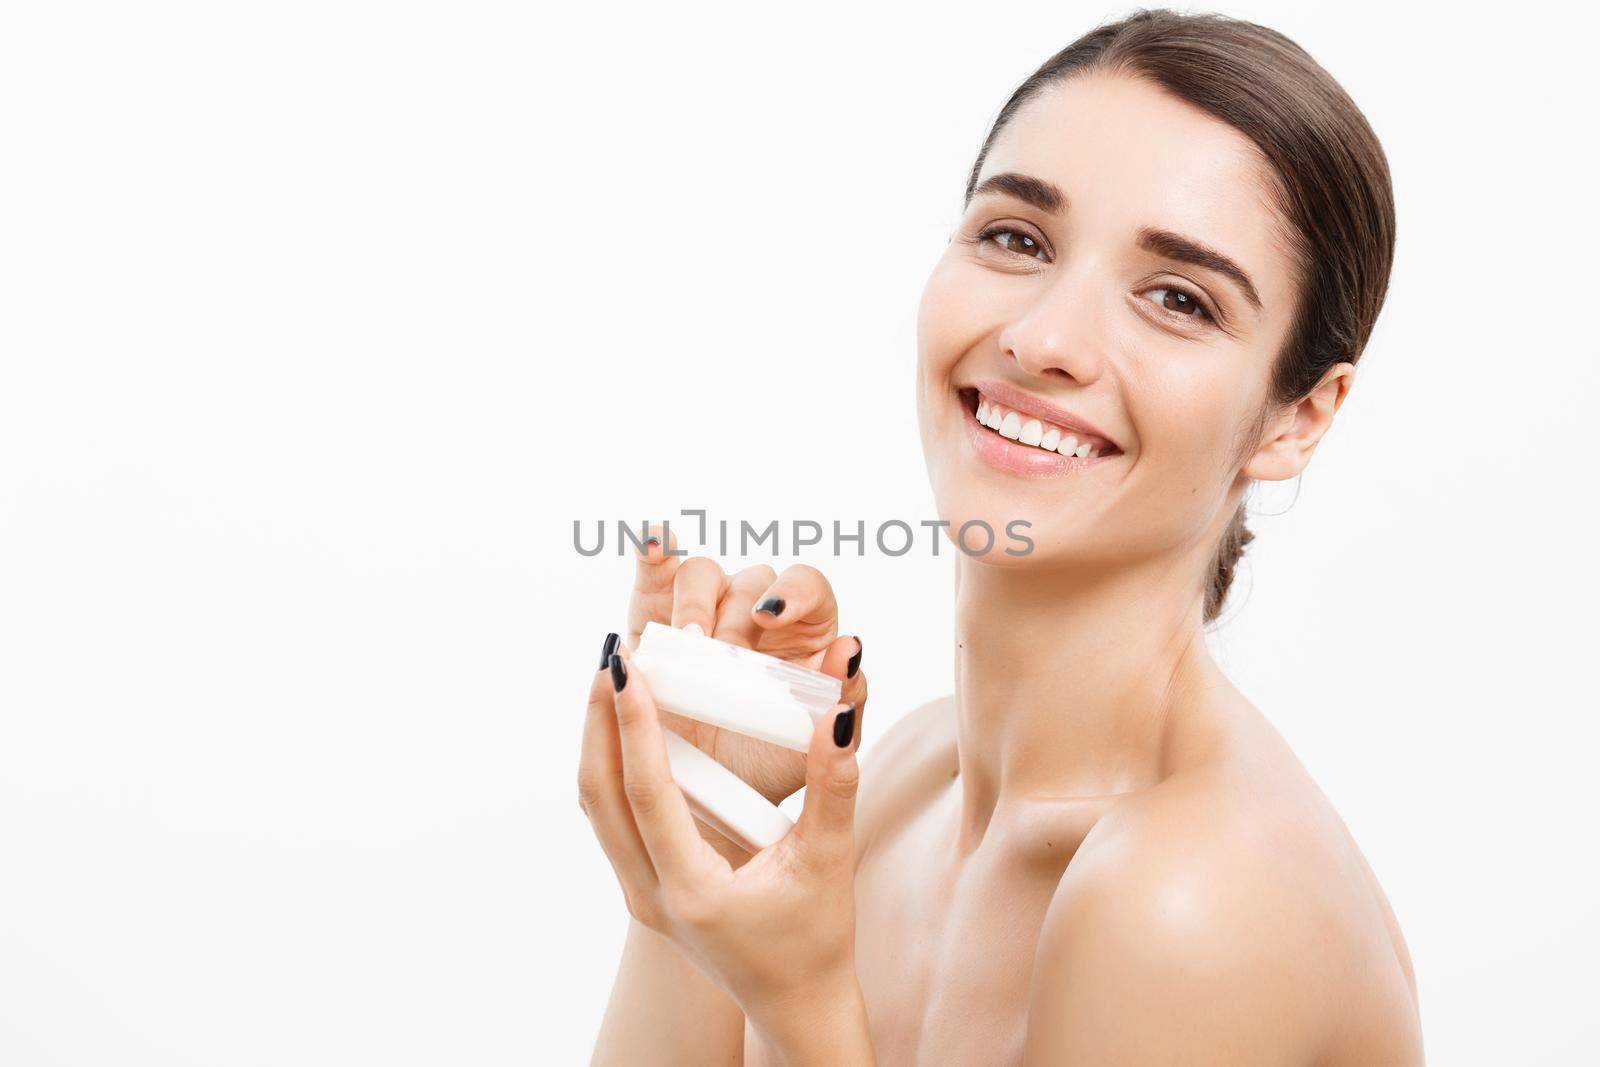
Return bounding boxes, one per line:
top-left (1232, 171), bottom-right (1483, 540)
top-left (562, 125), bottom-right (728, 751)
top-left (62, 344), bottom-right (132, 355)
top-left (792, 702), bottom-right (860, 869)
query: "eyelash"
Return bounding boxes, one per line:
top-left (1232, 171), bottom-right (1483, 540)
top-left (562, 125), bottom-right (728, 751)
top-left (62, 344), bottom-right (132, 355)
top-left (972, 224), bottom-right (1218, 326)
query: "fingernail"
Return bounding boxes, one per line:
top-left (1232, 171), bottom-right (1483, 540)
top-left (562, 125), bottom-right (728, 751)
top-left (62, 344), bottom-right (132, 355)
top-left (833, 704), bottom-right (856, 748)
top-left (755, 596), bottom-right (785, 617)
top-left (683, 622), bottom-right (705, 637)
top-left (645, 535), bottom-right (662, 547)
top-left (599, 632), bottom-right (620, 669)
top-left (847, 637), bottom-right (863, 679)
top-left (609, 653), bottom-right (627, 692)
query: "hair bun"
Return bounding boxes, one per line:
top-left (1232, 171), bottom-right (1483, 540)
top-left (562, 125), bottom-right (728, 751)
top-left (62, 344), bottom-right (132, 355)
top-left (1205, 505), bottom-right (1254, 624)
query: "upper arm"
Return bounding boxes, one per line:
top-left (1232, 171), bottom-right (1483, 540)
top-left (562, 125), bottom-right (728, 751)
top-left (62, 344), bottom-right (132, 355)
top-left (1022, 819), bottom-right (1324, 1065)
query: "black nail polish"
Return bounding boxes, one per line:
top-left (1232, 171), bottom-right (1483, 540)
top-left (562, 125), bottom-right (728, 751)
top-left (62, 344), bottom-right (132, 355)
top-left (847, 637), bottom-right (863, 679)
top-left (609, 653), bottom-right (627, 692)
top-left (755, 596), bottom-right (785, 617)
top-left (833, 704), bottom-right (856, 748)
top-left (599, 632), bottom-right (620, 669)
top-left (645, 535), bottom-right (662, 547)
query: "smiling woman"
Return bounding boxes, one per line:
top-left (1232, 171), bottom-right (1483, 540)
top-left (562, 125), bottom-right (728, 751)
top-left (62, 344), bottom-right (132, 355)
top-left (929, 10), bottom-right (1395, 627)
top-left (581, 8), bottom-right (1418, 1065)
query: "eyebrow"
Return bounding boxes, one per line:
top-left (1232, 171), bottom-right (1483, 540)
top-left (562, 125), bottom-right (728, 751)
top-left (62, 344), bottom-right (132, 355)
top-left (966, 170), bottom-right (1263, 313)
top-left (966, 171), bottom-right (1066, 214)
top-left (1136, 226), bottom-right (1261, 312)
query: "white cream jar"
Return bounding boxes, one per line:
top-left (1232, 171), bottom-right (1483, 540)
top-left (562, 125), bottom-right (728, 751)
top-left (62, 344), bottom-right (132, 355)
top-left (629, 621), bottom-right (843, 852)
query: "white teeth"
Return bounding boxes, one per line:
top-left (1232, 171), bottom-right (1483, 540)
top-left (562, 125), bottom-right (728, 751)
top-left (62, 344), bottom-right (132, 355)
top-left (971, 392), bottom-right (1112, 460)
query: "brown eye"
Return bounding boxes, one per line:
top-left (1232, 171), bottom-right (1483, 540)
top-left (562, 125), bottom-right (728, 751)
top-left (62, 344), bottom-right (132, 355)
top-left (1143, 286), bottom-right (1210, 320)
top-left (978, 227), bottom-right (1048, 261)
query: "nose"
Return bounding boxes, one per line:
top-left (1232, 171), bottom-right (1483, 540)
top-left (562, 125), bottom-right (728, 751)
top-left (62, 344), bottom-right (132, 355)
top-left (996, 275), bottom-right (1107, 385)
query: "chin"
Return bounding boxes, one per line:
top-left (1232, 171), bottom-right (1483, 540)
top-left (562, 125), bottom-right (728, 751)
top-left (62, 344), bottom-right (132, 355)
top-left (921, 399), bottom-right (1130, 571)
top-left (922, 469), bottom-right (1114, 571)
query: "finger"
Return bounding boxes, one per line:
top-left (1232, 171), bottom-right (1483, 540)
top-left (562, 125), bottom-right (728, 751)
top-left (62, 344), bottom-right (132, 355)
top-left (791, 701), bottom-right (861, 873)
top-left (626, 523), bottom-right (680, 649)
top-left (712, 564), bottom-right (777, 649)
top-left (670, 557), bottom-right (728, 637)
top-left (749, 564), bottom-right (839, 656)
top-left (816, 634), bottom-right (868, 749)
top-left (579, 637), bottom-right (661, 900)
top-left (607, 644), bottom-right (717, 883)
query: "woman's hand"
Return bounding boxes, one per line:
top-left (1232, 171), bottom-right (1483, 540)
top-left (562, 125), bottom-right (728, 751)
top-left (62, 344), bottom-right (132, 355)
top-left (579, 641), bottom-right (876, 1063)
top-left (622, 527), bottom-right (867, 853)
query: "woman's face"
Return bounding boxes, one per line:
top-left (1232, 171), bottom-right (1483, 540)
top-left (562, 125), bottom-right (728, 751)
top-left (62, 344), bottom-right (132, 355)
top-left (917, 72), bottom-right (1305, 571)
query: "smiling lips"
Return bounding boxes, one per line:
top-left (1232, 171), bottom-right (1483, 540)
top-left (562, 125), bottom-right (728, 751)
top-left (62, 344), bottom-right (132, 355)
top-left (972, 389), bottom-right (1116, 458)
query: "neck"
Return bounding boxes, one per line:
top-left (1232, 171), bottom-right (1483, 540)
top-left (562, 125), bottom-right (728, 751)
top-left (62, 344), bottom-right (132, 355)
top-left (951, 541), bottom-right (1224, 848)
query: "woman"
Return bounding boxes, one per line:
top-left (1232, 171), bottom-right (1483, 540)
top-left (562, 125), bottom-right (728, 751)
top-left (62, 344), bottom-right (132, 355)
top-left (578, 9), bottom-right (1422, 1064)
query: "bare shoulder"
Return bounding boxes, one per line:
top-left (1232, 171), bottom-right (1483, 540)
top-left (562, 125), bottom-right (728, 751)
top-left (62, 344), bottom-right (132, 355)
top-left (1023, 703), bottom-right (1423, 1064)
top-left (853, 694), bottom-right (957, 863)
top-left (859, 692), bottom-right (957, 776)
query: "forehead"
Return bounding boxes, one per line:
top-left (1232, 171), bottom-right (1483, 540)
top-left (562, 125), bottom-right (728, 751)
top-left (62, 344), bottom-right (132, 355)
top-left (977, 73), bottom-right (1295, 303)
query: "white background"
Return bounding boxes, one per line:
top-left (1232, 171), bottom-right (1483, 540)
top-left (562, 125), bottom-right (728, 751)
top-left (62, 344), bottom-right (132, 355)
top-left (2, 1), bottom-right (1596, 1063)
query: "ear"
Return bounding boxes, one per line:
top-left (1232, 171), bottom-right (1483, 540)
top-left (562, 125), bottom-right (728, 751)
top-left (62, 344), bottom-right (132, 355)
top-left (1241, 362), bottom-right (1356, 482)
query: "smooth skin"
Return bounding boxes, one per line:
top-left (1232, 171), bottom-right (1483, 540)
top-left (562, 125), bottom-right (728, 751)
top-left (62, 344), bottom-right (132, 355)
top-left (583, 71), bottom-right (1422, 1065)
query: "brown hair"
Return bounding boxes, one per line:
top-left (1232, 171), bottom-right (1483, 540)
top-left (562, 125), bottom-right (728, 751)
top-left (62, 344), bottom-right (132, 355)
top-left (964, 8), bottom-right (1396, 624)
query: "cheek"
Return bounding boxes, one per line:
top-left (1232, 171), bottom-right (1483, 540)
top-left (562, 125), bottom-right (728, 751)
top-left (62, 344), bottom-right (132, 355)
top-left (1130, 355), bottom-right (1259, 504)
top-left (916, 256), bottom-right (990, 378)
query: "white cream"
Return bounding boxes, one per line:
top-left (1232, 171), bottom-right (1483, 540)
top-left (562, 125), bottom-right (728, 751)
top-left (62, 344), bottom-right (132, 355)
top-left (631, 621), bottom-right (841, 750)
top-left (629, 622), bottom-right (844, 853)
